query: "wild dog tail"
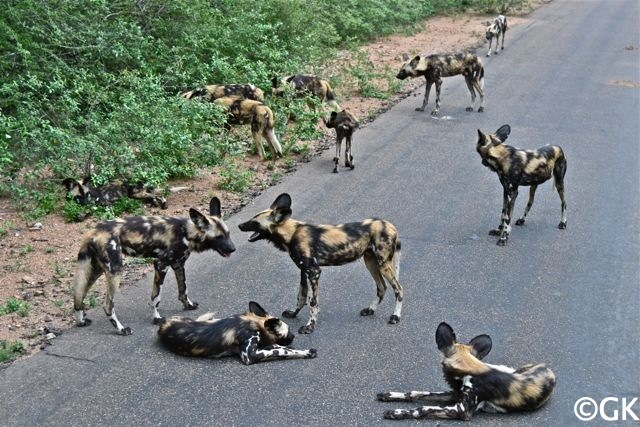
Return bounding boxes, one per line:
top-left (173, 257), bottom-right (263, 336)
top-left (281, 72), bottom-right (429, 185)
top-left (476, 62), bottom-right (485, 91)
top-left (324, 82), bottom-right (341, 111)
top-left (552, 148), bottom-right (567, 192)
top-left (393, 240), bottom-right (401, 279)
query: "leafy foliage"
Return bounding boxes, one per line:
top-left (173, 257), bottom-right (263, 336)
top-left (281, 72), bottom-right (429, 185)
top-left (1, 0), bottom-right (492, 217)
top-left (0, 339), bottom-right (24, 363)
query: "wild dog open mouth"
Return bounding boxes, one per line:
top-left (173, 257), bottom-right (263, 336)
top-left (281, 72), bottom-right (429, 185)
top-left (216, 248), bottom-right (232, 258)
top-left (248, 232), bottom-right (261, 242)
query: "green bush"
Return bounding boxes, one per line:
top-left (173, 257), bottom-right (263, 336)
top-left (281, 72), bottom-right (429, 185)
top-left (0, 297), bottom-right (31, 317)
top-left (1, 0), bottom-right (483, 218)
top-left (0, 340), bottom-right (24, 363)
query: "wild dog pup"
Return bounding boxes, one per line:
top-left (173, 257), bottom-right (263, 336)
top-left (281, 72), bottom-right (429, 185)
top-left (323, 109), bottom-right (360, 173)
top-left (238, 193), bottom-right (403, 334)
top-left (486, 15), bottom-right (508, 57)
top-left (213, 96), bottom-right (283, 162)
top-left (62, 177), bottom-right (168, 209)
top-left (378, 322), bottom-right (556, 420)
top-left (476, 125), bottom-right (568, 246)
top-left (73, 197), bottom-right (236, 335)
top-left (271, 74), bottom-right (341, 111)
top-left (180, 84), bottom-right (265, 102)
top-left (157, 301), bottom-right (318, 365)
top-left (396, 52), bottom-right (485, 115)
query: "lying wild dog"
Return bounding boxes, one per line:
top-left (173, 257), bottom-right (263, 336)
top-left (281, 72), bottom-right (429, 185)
top-left (396, 52), bottom-right (485, 115)
top-left (73, 197), bottom-right (236, 335)
top-left (486, 15), bottom-right (508, 57)
top-left (214, 96), bottom-right (283, 161)
top-left (271, 74), bottom-right (341, 112)
top-left (62, 177), bottom-right (168, 209)
top-left (180, 84), bottom-right (264, 102)
top-left (378, 322), bottom-right (556, 420)
top-left (323, 109), bottom-right (360, 173)
top-left (238, 193), bottom-right (403, 334)
top-left (157, 301), bottom-right (318, 364)
top-left (476, 125), bottom-right (568, 246)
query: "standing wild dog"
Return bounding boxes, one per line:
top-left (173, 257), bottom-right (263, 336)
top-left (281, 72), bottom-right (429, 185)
top-left (62, 177), bottom-right (168, 210)
top-left (73, 197), bottom-right (236, 335)
top-left (323, 109), bottom-right (360, 173)
top-left (476, 125), bottom-right (568, 246)
top-left (396, 52), bottom-right (485, 115)
top-left (180, 84), bottom-right (265, 102)
top-left (238, 193), bottom-right (403, 334)
top-left (378, 322), bottom-right (556, 420)
top-left (486, 15), bottom-right (508, 57)
top-left (214, 96), bottom-right (283, 161)
top-left (271, 74), bottom-right (341, 111)
top-left (157, 301), bottom-right (318, 365)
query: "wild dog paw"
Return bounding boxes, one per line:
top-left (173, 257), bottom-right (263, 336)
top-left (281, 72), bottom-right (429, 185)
top-left (388, 315), bottom-right (400, 324)
top-left (298, 324), bottom-right (315, 334)
top-left (282, 310), bottom-right (298, 319)
top-left (430, 109), bottom-right (439, 116)
top-left (496, 238), bottom-right (508, 246)
top-left (515, 218), bottom-right (525, 226)
top-left (377, 392), bottom-right (392, 401)
top-left (383, 409), bottom-right (405, 420)
top-left (360, 308), bottom-right (375, 316)
top-left (488, 229), bottom-right (502, 236)
top-left (333, 168), bottom-right (339, 174)
top-left (152, 317), bottom-right (165, 325)
top-left (415, 107), bottom-right (425, 112)
top-left (76, 318), bottom-right (92, 327)
top-left (465, 106), bottom-right (474, 112)
top-left (477, 107), bottom-right (484, 113)
top-left (185, 301), bottom-right (199, 310)
top-left (307, 348), bottom-right (318, 358)
top-left (558, 221), bottom-right (567, 229)
top-left (486, 53), bottom-right (491, 57)
top-left (119, 327), bottom-right (133, 336)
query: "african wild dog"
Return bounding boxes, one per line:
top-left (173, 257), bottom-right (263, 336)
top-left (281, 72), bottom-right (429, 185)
top-left (157, 301), bottom-right (318, 365)
top-left (271, 74), bottom-right (341, 112)
top-left (486, 15), bottom-right (508, 57)
top-left (378, 322), bottom-right (556, 420)
top-left (323, 109), bottom-right (360, 173)
top-left (73, 197), bottom-right (236, 335)
top-left (476, 125), bottom-right (568, 246)
top-left (180, 84), bottom-right (264, 102)
top-left (214, 96), bottom-right (283, 162)
top-left (238, 193), bottom-right (403, 334)
top-left (62, 177), bottom-right (168, 209)
top-left (396, 52), bottom-right (485, 115)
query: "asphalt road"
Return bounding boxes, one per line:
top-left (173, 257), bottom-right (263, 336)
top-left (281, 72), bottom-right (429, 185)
top-left (1, 1), bottom-right (638, 426)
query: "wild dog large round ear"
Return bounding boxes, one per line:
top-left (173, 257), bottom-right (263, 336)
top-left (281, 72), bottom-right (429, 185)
top-left (495, 124), bottom-right (511, 142)
top-left (209, 197), bottom-right (222, 217)
top-left (477, 129), bottom-right (485, 140)
top-left (469, 334), bottom-right (492, 360)
top-left (270, 193), bottom-right (292, 210)
top-left (401, 53), bottom-right (410, 62)
top-left (189, 208), bottom-right (209, 231)
top-left (249, 301), bottom-right (268, 317)
top-left (436, 322), bottom-right (456, 355)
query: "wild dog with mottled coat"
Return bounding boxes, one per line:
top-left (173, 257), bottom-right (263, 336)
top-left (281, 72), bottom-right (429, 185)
top-left (238, 193), bottom-right (403, 334)
top-left (62, 177), bottom-right (168, 209)
top-left (271, 74), bottom-right (340, 111)
top-left (486, 15), bottom-right (508, 57)
top-left (378, 322), bottom-right (556, 420)
top-left (180, 84), bottom-right (264, 102)
top-left (396, 52), bottom-right (485, 115)
top-left (476, 125), bottom-right (568, 246)
top-left (73, 197), bottom-right (236, 335)
top-left (158, 301), bottom-right (318, 364)
top-left (323, 109), bottom-right (360, 173)
top-left (214, 96), bottom-right (283, 161)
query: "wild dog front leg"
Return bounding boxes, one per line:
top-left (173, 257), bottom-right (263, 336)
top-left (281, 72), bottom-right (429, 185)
top-left (489, 186), bottom-right (509, 236)
top-left (282, 269), bottom-right (308, 319)
top-left (487, 36), bottom-right (494, 57)
top-left (174, 263), bottom-right (199, 311)
top-left (377, 391), bottom-right (455, 402)
top-left (253, 344), bottom-right (318, 363)
top-left (383, 402), bottom-right (475, 421)
top-left (103, 272), bottom-right (132, 335)
top-left (345, 135), bottom-right (354, 169)
top-left (333, 136), bottom-right (342, 173)
top-left (299, 265), bottom-right (321, 334)
top-left (150, 261), bottom-right (167, 324)
top-left (416, 81), bottom-right (433, 112)
top-left (497, 185), bottom-right (518, 246)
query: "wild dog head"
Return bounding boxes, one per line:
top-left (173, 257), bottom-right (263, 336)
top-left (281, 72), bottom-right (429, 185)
top-left (436, 322), bottom-right (492, 372)
top-left (476, 124), bottom-right (511, 171)
top-left (396, 54), bottom-right (423, 80)
top-left (244, 301), bottom-right (295, 346)
top-left (324, 109), bottom-right (360, 132)
top-left (238, 193), bottom-right (292, 249)
top-left (189, 197), bottom-right (236, 256)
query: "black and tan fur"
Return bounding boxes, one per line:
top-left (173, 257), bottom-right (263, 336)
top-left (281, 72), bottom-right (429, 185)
top-left (323, 109), bottom-right (360, 173)
top-left (271, 74), bottom-right (340, 111)
top-left (180, 84), bottom-right (264, 102)
top-left (73, 197), bottom-right (236, 335)
top-left (486, 15), bottom-right (508, 57)
top-left (378, 322), bottom-right (556, 420)
top-left (476, 125), bottom-right (568, 246)
top-left (214, 96), bottom-right (283, 161)
top-left (396, 52), bottom-right (485, 115)
top-left (62, 177), bottom-right (168, 209)
top-left (238, 193), bottom-right (403, 334)
top-left (158, 301), bottom-right (317, 364)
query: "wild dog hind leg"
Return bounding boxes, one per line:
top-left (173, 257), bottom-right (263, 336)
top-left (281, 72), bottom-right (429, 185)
top-left (298, 265), bottom-right (321, 334)
top-left (174, 263), bottom-right (198, 310)
top-left (361, 250), bottom-right (387, 316)
top-left (377, 391), bottom-right (455, 402)
top-left (516, 185), bottom-right (538, 225)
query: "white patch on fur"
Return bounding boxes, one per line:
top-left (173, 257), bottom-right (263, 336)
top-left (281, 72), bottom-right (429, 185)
top-left (486, 363), bottom-right (516, 374)
top-left (182, 237), bottom-right (189, 247)
top-left (462, 375), bottom-right (474, 389)
top-left (274, 320), bottom-right (289, 338)
top-left (109, 239), bottom-right (117, 251)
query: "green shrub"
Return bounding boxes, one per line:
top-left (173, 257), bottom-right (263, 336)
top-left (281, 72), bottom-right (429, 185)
top-left (0, 297), bottom-right (31, 317)
top-left (0, 340), bottom-right (24, 363)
